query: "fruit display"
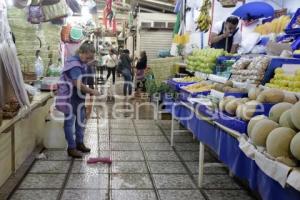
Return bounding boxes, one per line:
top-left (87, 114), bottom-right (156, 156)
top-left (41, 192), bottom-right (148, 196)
top-left (266, 68), bottom-right (300, 92)
top-left (213, 80), bottom-right (247, 93)
top-left (231, 56), bottom-right (270, 84)
top-left (197, 0), bottom-right (212, 32)
top-left (186, 48), bottom-right (226, 74)
top-left (254, 16), bottom-right (291, 35)
top-left (266, 127), bottom-right (296, 158)
top-left (250, 119), bottom-right (279, 147)
top-left (246, 99), bottom-right (300, 166)
top-left (182, 81), bottom-right (213, 93)
top-left (173, 76), bottom-right (203, 83)
top-left (269, 102), bottom-right (293, 123)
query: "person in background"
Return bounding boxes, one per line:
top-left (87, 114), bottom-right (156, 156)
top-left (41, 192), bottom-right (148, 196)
top-left (61, 40), bottom-right (100, 158)
top-left (106, 48), bottom-right (118, 84)
top-left (210, 16), bottom-right (241, 53)
top-left (118, 49), bottom-right (133, 97)
top-left (135, 51), bottom-right (147, 91)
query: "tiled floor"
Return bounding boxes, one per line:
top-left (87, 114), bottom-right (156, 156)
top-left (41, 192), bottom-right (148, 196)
top-left (8, 118), bottom-right (256, 200)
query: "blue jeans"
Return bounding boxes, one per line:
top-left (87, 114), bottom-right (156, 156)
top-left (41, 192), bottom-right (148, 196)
top-left (122, 69), bottom-right (132, 96)
top-left (64, 102), bottom-right (86, 149)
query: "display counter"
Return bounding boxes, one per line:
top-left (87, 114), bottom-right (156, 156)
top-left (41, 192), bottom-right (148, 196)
top-left (0, 92), bottom-right (53, 188)
top-left (167, 100), bottom-right (300, 200)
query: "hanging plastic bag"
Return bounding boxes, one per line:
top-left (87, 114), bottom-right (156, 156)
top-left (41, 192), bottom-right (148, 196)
top-left (35, 56), bottom-right (44, 79)
top-left (42, 0), bottom-right (68, 22)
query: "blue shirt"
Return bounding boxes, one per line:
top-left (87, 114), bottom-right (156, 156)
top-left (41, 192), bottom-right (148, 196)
top-left (66, 66), bottom-right (87, 104)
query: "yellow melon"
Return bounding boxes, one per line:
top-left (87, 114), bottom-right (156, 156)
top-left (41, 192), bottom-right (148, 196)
top-left (256, 89), bottom-right (285, 103)
top-left (279, 110), bottom-right (298, 131)
top-left (251, 119), bottom-right (279, 147)
top-left (269, 102), bottom-right (293, 123)
top-left (266, 127), bottom-right (296, 158)
top-left (247, 115), bottom-right (268, 137)
top-left (276, 156), bottom-right (297, 167)
top-left (291, 102), bottom-right (300, 130)
top-left (290, 133), bottom-right (300, 160)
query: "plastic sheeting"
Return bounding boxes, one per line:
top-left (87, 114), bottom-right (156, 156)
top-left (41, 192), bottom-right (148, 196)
top-left (0, 5), bottom-right (29, 107)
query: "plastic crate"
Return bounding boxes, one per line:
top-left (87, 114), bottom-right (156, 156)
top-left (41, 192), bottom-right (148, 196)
top-left (285, 8), bottom-right (300, 35)
top-left (261, 58), bottom-right (300, 85)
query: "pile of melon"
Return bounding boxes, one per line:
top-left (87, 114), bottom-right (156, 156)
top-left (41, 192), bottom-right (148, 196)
top-left (218, 87), bottom-right (298, 122)
top-left (213, 81), bottom-right (247, 94)
top-left (248, 101), bottom-right (300, 167)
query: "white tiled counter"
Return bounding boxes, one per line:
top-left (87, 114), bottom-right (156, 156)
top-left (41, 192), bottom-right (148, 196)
top-left (0, 92), bottom-right (53, 187)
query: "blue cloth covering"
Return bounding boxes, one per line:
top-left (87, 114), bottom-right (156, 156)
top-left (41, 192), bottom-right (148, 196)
top-left (169, 101), bottom-right (300, 200)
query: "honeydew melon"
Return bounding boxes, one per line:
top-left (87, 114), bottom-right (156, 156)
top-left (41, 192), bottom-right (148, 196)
top-left (251, 119), bottom-right (279, 147)
top-left (269, 103), bottom-right (293, 123)
top-left (290, 133), bottom-right (300, 160)
top-left (247, 115), bottom-right (268, 138)
top-left (279, 110), bottom-right (298, 131)
top-left (291, 102), bottom-right (300, 130)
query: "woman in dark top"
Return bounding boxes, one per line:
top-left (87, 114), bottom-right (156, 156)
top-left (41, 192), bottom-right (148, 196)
top-left (118, 50), bottom-right (133, 96)
top-left (135, 51), bottom-right (147, 90)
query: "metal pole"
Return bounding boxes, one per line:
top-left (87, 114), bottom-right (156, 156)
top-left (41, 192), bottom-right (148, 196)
top-left (198, 142), bottom-right (205, 187)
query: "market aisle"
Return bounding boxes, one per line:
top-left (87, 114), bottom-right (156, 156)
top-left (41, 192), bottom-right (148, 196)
top-left (8, 114), bottom-right (257, 200)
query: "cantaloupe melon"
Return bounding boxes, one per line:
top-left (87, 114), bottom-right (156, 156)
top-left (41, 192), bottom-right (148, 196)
top-left (291, 102), bottom-right (300, 130)
top-left (240, 101), bottom-right (261, 121)
top-left (225, 99), bottom-right (241, 115)
top-left (279, 110), bottom-right (298, 131)
top-left (284, 93), bottom-right (298, 104)
top-left (290, 133), bottom-right (300, 160)
top-left (247, 115), bottom-right (268, 137)
top-left (269, 102), bottom-right (293, 123)
top-left (248, 87), bottom-right (262, 100)
top-left (256, 89), bottom-right (285, 103)
top-left (224, 80), bottom-right (233, 87)
top-left (266, 127), bottom-right (296, 158)
top-left (251, 119), bottom-right (279, 147)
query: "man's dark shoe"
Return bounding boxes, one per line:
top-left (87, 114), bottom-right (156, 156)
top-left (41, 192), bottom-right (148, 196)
top-left (76, 143), bottom-right (91, 153)
top-left (67, 149), bottom-right (83, 158)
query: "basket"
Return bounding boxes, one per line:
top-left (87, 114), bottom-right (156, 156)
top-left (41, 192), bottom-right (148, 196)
top-left (22, 71), bottom-right (37, 83)
top-left (218, 0), bottom-right (237, 8)
top-left (3, 101), bottom-right (20, 119)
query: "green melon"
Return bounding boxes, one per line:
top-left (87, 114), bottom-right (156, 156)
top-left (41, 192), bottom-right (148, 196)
top-left (291, 102), bottom-right (300, 130)
top-left (269, 102), bottom-right (293, 123)
top-left (279, 110), bottom-right (298, 131)
top-left (247, 115), bottom-right (268, 138)
top-left (251, 119), bottom-right (279, 147)
top-left (290, 133), bottom-right (300, 160)
top-left (266, 127), bottom-right (296, 158)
